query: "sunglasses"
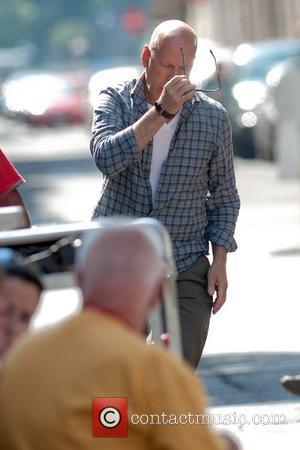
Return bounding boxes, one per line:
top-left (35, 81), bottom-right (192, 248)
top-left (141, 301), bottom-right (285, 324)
top-left (180, 46), bottom-right (221, 93)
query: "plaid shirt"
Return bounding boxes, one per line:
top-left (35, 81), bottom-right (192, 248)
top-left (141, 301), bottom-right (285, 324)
top-left (90, 76), bottom-right (240, 272)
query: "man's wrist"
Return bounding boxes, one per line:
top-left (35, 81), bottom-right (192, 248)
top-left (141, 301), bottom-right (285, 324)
top-left (154, 101), bottom-right (176, 120)
top-left (212, 244), bottom-right (227, 264)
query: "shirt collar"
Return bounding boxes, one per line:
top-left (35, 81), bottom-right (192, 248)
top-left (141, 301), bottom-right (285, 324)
top-left (130, 72), bottom-right (147, 112)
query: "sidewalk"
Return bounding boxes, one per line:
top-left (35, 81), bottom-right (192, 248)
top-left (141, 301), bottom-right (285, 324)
top-left (200, 158), bottom-right (300, 449)
top-left (210, 401), bottom-right (300, 450)
top-left (204, 158), bottom-right (300, 355)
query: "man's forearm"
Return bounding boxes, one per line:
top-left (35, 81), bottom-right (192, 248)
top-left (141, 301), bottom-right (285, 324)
top-left (212, 244), bottom-right (227, 265)
top-left (132, 106), bottom-right (167, 152)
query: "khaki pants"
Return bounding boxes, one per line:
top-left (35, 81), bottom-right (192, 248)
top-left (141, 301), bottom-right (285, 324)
top-left (177, 255), bottom-right (213, 369)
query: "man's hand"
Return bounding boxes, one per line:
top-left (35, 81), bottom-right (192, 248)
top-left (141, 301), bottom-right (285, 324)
top-left (133, 75), bottom-right (195, 152)
top-left (208, 245), bottom-right (228, 315)
top-left (159, 75), bottom-right (196, 115)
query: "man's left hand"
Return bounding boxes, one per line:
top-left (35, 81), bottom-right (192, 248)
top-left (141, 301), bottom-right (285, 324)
top-left (207, 260), bottom-right (228, 315)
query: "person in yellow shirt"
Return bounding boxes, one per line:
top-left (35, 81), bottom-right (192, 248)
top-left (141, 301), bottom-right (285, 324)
top-left (0, 226), bottom-right (225, 450)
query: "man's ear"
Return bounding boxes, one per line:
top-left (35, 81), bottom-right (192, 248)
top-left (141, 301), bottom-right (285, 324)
top-left (141, 45), bottom-right (151, 69)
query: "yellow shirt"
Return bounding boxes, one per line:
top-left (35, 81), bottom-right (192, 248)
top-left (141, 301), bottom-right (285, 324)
top-left (0, 310), bottom-right (222, 450)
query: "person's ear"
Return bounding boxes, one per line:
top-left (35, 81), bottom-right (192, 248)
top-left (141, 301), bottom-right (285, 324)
top-left (141, 45), bottom-right (151, 69)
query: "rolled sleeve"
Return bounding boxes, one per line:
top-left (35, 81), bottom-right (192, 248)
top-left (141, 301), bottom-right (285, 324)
top-left (205, 110), bottom-right (240, 252)
top-left (90, 89), bottom-right (140, 178)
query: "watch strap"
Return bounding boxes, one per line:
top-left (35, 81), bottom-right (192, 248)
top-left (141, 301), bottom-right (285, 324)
top-left (154, 101), bottom-right (176, 120)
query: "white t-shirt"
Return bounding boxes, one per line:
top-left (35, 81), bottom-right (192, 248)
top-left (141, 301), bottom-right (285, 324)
top-left (148, 104), bottom-right (181, 202)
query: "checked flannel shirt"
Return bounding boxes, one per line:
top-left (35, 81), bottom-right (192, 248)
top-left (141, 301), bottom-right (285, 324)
top-left (90, 75), bottom-right (240, 273)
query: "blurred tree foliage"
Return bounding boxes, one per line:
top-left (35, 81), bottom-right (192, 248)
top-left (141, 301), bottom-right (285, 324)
top-left (0, 0), bottom-right (116, 63)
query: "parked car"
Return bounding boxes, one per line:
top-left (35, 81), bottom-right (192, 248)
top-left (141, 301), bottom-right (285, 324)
top-left (88, 65), bottom-right (141, 110)
top-left (2, 69), bottom-right (89, 126)
top-left (208, 39), bottom-right (300, 158)
top-left (253, 56), bottom-right (300, 161)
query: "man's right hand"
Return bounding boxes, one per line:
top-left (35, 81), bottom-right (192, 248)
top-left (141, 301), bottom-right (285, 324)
top-left (158, 75), bottom-right (196, 115)
top-left (133, 76), bottom-right (195, 153)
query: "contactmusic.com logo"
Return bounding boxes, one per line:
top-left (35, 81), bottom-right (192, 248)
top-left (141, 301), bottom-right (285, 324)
top-left (92, 398), bottom-right (128, 437)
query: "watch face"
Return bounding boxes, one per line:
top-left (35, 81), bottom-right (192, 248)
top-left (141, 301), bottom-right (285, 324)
top-left (155, 102), bottom-right (163, 114)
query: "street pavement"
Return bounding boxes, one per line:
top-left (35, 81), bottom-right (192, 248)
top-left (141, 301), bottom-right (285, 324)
top-left (201, 159), bottom-right (300, 448)
top-left (2, 121), bottom-right (300, 448)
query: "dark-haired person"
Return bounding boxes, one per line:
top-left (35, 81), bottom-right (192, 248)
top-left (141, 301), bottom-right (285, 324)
top-left (0, 265), bottom-right (43, 359)
top-left (0, 148), bottom-right (31, 227)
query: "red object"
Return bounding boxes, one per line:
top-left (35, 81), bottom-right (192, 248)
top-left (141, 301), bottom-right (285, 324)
top-left (161, 333), bottom-right (170, 346)
top-left (27, 90), bottom-right (87, 126)
top-left (0, 149), bottom-right (24, 196)
top-left (122, 7), bottom-right (146, 35)
top-left (4, 70), bottom-right (89, 127)
top-left (92, 397), bottom-right (128, 437)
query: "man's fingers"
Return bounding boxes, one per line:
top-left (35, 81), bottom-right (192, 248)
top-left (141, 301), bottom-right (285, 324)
top-left (208, 284), bottom-right (215, 296)
top-left (212, 286), bottom-right (227, 314)
top-left (182, 89), bottom-right (195, 102)
top-left (212, 298), bottom-right (225, 315)
top-left (177, 82), bottom-right (196, 95)
top-left (212, 297), bottom-right (222, 315)
top-left (165, 77), bottom-right (195, 95)
top-left (175, 83), bottom-right (196, 99)
top-left (165, 75), bottom-right (188, 87)
top-left (207, 269), bottom-right (216, 297)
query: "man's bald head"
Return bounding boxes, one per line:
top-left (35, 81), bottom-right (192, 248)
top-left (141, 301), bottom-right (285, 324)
top-left (149, 20), bottom-right (197, 53)
top-left (76, 227), bottom-right (165, 331)
top-left (141, 20), bottom-right (197, 103)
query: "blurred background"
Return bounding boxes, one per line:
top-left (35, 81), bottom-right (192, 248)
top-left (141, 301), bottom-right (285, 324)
top-left (1, 0), bottom-right (300, 217)
top-left (1, 2), bottom-right (300, 447)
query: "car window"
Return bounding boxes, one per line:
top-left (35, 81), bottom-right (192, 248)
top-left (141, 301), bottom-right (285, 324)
top-left (237, 49), bottom-right (300, 80)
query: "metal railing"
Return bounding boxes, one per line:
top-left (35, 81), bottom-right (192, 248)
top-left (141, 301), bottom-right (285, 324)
top-left (0, 217), bottom-right (182, 357)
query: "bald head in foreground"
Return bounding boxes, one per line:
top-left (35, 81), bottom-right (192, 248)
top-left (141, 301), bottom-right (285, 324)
top-left (76, 226), bottom-right (165, 332)
top-left (0, 226), bottom-right (225, 449)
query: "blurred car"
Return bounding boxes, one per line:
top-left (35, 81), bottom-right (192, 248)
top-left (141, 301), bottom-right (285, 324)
top-left (190, 38), bottom-right (231, 89)
top-left (2, 70), bottom-right (89, 126)
top-left (208, 39), bottom-right (300, 158)
top-left (88, 65), bottom-right (141, 112)
top-left (253, 56), bottom-right (300, 161)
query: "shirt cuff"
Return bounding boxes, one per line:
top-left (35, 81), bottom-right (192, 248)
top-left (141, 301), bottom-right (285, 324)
top-left (119, 125), bottom-right (140, 164)
top-left (208, 228), bottom-right (238, 252)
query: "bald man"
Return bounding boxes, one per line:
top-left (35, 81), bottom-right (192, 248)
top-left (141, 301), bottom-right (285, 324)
top-left (0, 227), bottom-right (223, 450)
top-left (90, 20), bottom-right (240, 367)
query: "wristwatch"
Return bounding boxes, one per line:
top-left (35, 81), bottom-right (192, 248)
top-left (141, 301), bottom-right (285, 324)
top-left (154, 101), bottom-right (176, 120)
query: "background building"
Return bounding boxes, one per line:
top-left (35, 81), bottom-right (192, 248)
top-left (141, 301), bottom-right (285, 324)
top-left (186, 0), bottom-right (300, 45)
